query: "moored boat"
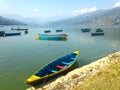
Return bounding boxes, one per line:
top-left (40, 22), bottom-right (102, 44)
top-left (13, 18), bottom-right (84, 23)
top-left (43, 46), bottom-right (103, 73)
top-left (0, 31), bottom-right (21, 37)
top-left (96, 28), bottom-right (103, 32)
top-left (25, 51), bottom-right (79, 86)
top-left (5, 32), bottom-right (21, 36)
top-left (56, 29), bottom-right (63, 32)
top-left (35, 34), bottom-right (68, 40)
top-left (81, 28), bottom-right (91, 32)
top-left (91, 32), bottom-right (104, 36)
top-left (44, 30), bottom-right (51, 33)
top-left (11, 27), bottom-right (28, 31)
top-left (0, 31), bottom-right (5, 36)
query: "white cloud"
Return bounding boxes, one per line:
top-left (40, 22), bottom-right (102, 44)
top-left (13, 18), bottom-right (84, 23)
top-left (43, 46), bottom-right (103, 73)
top-left (113, 2), bottom-right (120, 8)
top-left (33, 8), bottom-right (40, 12)
top-left (73, 7), bottom-right (97, 15)
top-left (3, 6), bottom-right (8, 9)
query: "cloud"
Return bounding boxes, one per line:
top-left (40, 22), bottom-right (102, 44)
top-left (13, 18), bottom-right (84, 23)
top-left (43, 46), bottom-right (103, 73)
top-left (73, 6), bottom-right (97, 15)
top-left (33, 8), bottom-right (40, 12)
top-left (3, 6), bottom-right (8, 9)
top-left (113, 2), bottom-right (120, 8)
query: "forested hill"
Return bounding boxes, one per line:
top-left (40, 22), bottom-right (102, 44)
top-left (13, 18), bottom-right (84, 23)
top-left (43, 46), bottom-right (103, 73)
top-left (0, 16), bottom-right (26, 25)
top-left (48, 7), bottom-right (120, 26)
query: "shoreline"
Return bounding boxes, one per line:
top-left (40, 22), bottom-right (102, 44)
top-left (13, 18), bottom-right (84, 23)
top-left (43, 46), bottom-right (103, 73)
top-left (27, 51), bottom-right (120, 90)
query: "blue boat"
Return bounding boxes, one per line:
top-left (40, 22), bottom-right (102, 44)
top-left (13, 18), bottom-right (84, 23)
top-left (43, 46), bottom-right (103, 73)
top-left (5, 32), bottom-right (21, 36)
top-left (81, 28), bottom-right (91, 32)
top-left (25, 51), bottom-right (79, 86)
top-left (35, 34), bottom-right (68, 40)
top-left (0, 31), bottom-right (21, 37)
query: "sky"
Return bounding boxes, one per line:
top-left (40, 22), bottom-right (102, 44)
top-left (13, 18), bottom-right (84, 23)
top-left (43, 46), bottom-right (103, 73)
top-left (0, 0), bottom-right (120, 19)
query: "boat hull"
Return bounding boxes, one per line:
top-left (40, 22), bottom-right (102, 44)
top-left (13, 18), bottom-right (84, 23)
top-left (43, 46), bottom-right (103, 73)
top-left (0, 31), bottom-right (5, 36)
top-left (35, 34), bottom-right (67, 40)
top-left (96, 28), bottom-right (103, 32)
top-left (11, 28), bottom-right (28, 31)
top-left (44, 30), bottom-right (51, 33)
top-left (26, 61), bottom-right (78, 86)
top-left (0, 31), bottom-right (21, 37)
top-left (91, 32), bottom-right (104, 36)
top-left (56, 30), bottom-right (63, 32)
top-left (25, 51), bottom-right (79, 86)
top-left (81, 28), bottom-right (91, 32)
top-left (5, 32), bottom-right (21, 36)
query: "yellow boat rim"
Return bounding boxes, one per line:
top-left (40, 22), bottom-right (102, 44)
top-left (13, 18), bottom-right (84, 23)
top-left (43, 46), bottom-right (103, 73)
top-left (26, 75), bottom-right (40, 83)
top-left (35, 34), bottom-right (39, 40)
top-left (73, 51), bottom-right (79, 55)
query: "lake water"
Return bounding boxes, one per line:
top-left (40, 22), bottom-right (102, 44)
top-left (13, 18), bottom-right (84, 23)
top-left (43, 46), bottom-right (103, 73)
top-left (0, 25), bottom-right (120, 90)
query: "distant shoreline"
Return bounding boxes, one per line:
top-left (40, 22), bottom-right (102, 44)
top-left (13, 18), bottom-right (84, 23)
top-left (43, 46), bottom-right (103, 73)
top-left (27, 51), bottom-right (120, 90)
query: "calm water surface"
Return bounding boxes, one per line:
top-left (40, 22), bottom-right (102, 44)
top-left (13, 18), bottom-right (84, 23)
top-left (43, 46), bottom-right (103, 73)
top-left (0, 25), bottom-right (120, 90)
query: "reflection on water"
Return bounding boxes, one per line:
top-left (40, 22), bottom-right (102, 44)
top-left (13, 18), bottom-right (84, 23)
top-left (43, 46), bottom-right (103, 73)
top-left (0, 25), bottom-right (120, 90)
top-left (38, 38), bottom-right (67, 41)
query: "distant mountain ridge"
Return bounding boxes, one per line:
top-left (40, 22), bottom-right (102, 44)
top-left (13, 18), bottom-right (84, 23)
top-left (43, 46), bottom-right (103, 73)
top-left (48, 7), bottom-right (120, 26)
top-left (0, 14), bottom-right (66, 25)
top-left (0, 16), bottom-right (26, 25)
top-left (1, 6), bottom-right (120, 26)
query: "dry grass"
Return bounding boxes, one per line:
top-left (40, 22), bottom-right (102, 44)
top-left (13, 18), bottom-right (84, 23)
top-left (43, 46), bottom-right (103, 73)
top-left (74, 60), bottom-right (120, 90)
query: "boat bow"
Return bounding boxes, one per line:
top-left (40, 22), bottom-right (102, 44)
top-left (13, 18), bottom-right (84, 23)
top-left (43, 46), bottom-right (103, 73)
top-left (26, 75), bottom-right (40, 84)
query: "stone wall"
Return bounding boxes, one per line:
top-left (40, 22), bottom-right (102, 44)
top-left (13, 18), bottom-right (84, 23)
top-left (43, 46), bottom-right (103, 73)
top-left (27, 51), bottom-right (120, 90)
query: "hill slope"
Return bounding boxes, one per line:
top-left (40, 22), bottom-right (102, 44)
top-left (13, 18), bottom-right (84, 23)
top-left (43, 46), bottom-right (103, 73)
top-left (0, 16), bottom-right (26, 25)
top-left (48, 7), bottom-right (120, 26)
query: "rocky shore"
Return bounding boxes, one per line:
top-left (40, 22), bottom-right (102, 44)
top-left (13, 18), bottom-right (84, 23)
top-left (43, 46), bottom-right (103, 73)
top-left (27, 51), bottom-right (120, 90)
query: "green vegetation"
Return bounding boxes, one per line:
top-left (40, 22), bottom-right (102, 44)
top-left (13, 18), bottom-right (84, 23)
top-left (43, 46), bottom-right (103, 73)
top-left (74, 60), bottom-right (120, 90)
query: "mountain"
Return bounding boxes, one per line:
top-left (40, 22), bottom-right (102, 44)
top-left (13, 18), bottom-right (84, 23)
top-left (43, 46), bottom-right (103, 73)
top-left (1, 14), bottom-right (38, 24)
top-left (0, 16), bottom-right (26, 25)
top-left (0, 14), bottom-right (47, 25)
top-left (1, 6), bottom-right (120, 26)
top-left (47, 7), bottom-right (120, 26)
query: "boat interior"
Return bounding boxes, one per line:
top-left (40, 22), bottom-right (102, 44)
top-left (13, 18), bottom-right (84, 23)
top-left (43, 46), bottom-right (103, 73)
top-left (35, 53), bottom-right (77, 77)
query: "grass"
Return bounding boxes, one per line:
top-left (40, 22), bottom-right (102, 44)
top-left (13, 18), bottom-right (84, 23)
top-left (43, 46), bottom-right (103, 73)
top-left (74, 60), bottom-right (120, 90)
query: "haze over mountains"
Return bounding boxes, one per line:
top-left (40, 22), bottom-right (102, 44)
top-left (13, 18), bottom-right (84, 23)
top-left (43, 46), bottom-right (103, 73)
top-left (0, 14), bottom-right (67, 25)
top-left (48, 6), bottom-right (120, 26)
top-left (0, 6), bottom-right (120, 25)
top-left (0, 16), bottom-right (26, 25)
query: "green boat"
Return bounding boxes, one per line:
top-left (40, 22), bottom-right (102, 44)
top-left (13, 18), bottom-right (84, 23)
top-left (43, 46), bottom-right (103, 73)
top-left (35, 34), bottom-right (68, 41)
top-left (25, 51), bottom-right (79, 86)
